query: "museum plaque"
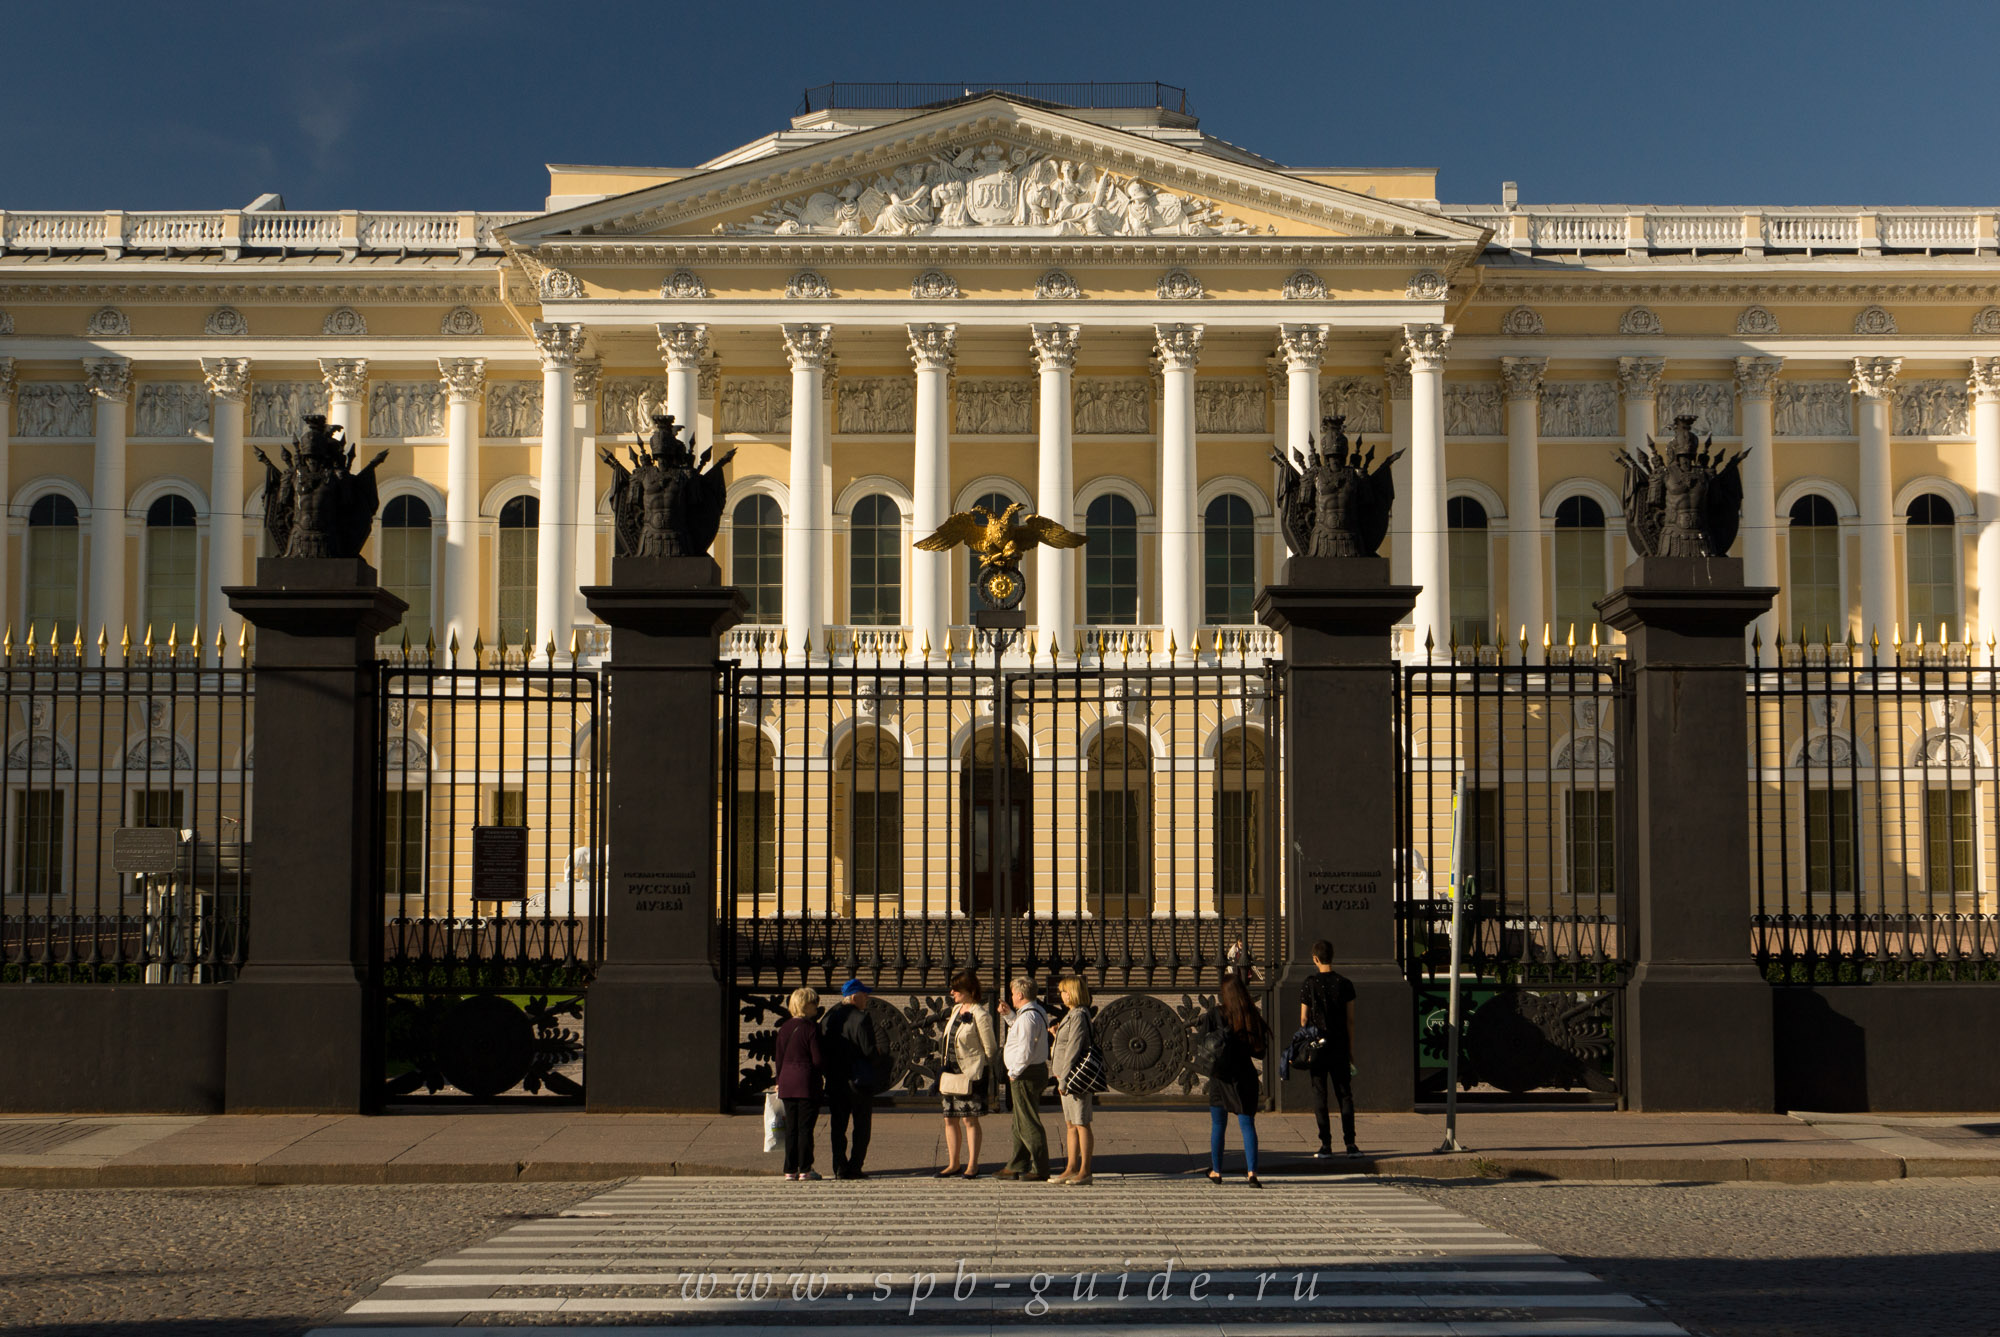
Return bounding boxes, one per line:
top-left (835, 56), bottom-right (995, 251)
top-left (112, 826), bottom-right (181, 876)
top-left (471, 825), bottom-right (529, 901)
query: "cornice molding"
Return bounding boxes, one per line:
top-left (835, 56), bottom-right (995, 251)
top-left (1476, 278), bottom-right (2000, 306)
top-left (524, 237), bottom-right (1477, 274)
top-left (0, 280), bottom-right (507, 305)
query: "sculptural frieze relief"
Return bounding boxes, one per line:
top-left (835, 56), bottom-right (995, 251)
top-left (1894, 381), bottom-right (1971, 437)
top-left (1656, 381), bottom-right (1736, 437)
top-left (604, 414), bottom-right (735, 558)
top-left (484, 383), bottom-right (543, 437)
top-left (1619, 415), bottom-right (1748, 559)
top-left (599, 378), bottom-right (671, 436)
top-left (134, 383), bottom-right (210, 438)
top-left (956, 378), bottom-right (1036, 435)
top-left (1774, 381), bottom-right (1853, 437)
top-left (720, 377), bottom-right (792, 435)
top-left (721, 141), bottom-right (1260, 238)
top-left (839, 377), bottom-right (915, 434)
top-left (1537, 381), bottom-right (1619, 438)
top-left (14, 383), bottom-right (95, 438)
top-left (1318, 377), bottom-right (1384, 435)
top-left (367, 381), bottom-right (446, 437)
top-left (1072, 378), bottom-right (1149, 435)
top-left (1443, 383), bottom-right (1503, 437)
top-left (1274, 416), bottom-right (1402, 558)
top-left (256, 414), bottom-right (389, 559)
top-left (250, 382), bottom-right (330, 439)
top-left (1194, 378), bottom-right (1266, 434)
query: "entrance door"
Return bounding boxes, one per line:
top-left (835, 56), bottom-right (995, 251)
top-left (960, 733), bottom-right (1030, 916)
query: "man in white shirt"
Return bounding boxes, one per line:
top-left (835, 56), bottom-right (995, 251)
top-left (995, 975), bottom-right (1051, 1180)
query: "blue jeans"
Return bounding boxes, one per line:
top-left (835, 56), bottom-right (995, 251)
top-left (1209, 1105), bottom-right (1259, 1176)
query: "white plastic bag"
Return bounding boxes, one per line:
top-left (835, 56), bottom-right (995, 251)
top-left (763, 1091), bottom-right (787, 1153)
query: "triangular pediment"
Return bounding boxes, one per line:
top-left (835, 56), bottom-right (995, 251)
top-left (501, 96), bottom-right (1483, 249)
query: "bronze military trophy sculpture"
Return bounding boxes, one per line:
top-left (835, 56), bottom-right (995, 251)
top-left (254, 414), bottom-right (392, 558)
top-left (1272, 415), bottom-right (1404, 560)
top-left (915, 501), bottom-right (1085, 630)
top-left (603, 414), bottom-right (736, 558)
top-left (1616, 414), bottom-right (1749, 559)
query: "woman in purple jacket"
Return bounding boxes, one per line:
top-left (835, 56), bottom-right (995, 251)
top-left (774, 986), bottom-right (825, 1180)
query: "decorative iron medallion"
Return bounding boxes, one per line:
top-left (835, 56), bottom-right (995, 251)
top-left (1095, 993), bottom-right (1189, 1095)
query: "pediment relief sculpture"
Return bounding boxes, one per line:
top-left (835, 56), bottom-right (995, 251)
top-left (719, 141), bottom-right (1262, 238)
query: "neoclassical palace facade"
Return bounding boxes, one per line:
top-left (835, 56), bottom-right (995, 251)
top-left (4, 85), bottom-right (1999, 665)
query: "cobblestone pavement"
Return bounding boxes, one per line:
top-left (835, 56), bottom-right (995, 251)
top-left (0, 1183), bottom-right (603, 1336)
top-left (1412, 1177), bottom-right (2000, 1337)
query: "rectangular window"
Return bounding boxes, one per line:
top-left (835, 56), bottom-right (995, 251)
top-left (26, 527), bottom-right (80, 642)
top-left (733, 790), bottom-right (777, 901)
top-left (1804, 788), bottom-right (1856, 896)
top-left (1788, 525), bottom-right (1842, 642)
top-left (849, 789), bottom-right (901, 903)
top-left (1465, 786), bottom-right (1501, 905)
top-left (1566, 788), bottom-right (1615, 898)
top-left (144, 527), bottom-right (200, 641)
top-left (491, 789), bottom-right (527, 828)
top-left (12, 790), bottom-right (64, 898)
top-left (1216, 789), bottom-right (1258, 906)
top-left (498, 528), bottom-right (538, 646)
top-left (1085, 530), bottom-right (1139, 623)
top-left (131, 788), bottom-right (186, 830)
top-left (383, 788), bottom-right (425, 901)
top-left (1087, 789), bottom-right (1148, 907)
top-left (380, 527), bottom-right (433, 648)
top-left (1907, 525), bottom-right (1959, 639)
top-left (1925, 788), bottom-right (1975, 896)
top-left (1448, 529), bottom-right (1491, 648)
top-left (1553, 530), bottom-right (1606, 646)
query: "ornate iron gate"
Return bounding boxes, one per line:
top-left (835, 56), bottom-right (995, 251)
top-left (720, 633), bottom-right (1284, 1105)
top-left (1398, 651), bottom-right (1632, 1101)
top-left (372, 651), bottom-right (604, 1104)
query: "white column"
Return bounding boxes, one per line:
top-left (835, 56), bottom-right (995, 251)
top-left (1154, 323), bottom-right (1203, 661)
top-left (1976, 359), bottom-right (2000, 644)
top-left (532, 321), bottom-right (586, 659)
top-left (83, 357), bottom-right (131, 652)
top-left (1277, 325), bottom-right (1327, 567)
top-left (0, 360), bottom-right (14, 636)
top-left (908, 323), bottom-right (956, 659)
top-left (572, 359), bottom-right (601, 593)
top-left (1853, 357), bottom-right (1902, 644)
top-left (1386, 356), bottom-right (1414, 588)
top-left (1501, 356), bottom-right (1546, 661)
top-left (1736, 357), bottom-right (1783, 648)
top-left (201, 357), bottom-right (252, 659)
top-left (658, 323), bottom-right (707, 438)
top-left (1031, 323), bottom-right (1079, 653)
top-left (320, 358), bottom-right (368, 436)
top-left (438, 357), bottom-right (486, 651)
top-left (782, 324), bottom-right (832, 660)
top-left (1404, 324), bottom-right (1452, 651)
top-left (1618, 357), bottom-right (1665, 569)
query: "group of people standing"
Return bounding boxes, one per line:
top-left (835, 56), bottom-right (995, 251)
top-left (769, 941), bottom-right (1358, 1184)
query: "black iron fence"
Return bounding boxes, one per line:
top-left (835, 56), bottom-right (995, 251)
top-left (1750, 636), bottom-right (2000, 981)
top-left (0, 634), bottom-right (252, 984)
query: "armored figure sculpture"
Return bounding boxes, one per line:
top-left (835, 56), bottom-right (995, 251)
top-left (603, 414), bottom-right (736, 558)
top-left (1617, 414), bottom-right (1749, 559)
top-left (254, 414), bottom-right (390, 559)
top-left (1273, 416), bottom-right (1405, 558)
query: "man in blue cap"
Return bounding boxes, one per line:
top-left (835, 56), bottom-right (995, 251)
top-left (819, 978), bottom-right (881, 1179)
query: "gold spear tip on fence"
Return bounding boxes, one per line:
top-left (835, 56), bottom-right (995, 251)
top-left (546, 633), bottom-right (558, 664)
top-left (1167, 629), bottom-right (1177, 659)
top-left (1542, 623), bottom-right (1553, 649)
top-left (778, 628), bottom-right (788, 656)
top-left (472, 629), bottom-right (485, 660)
top-left (168, 623), bottom-right (179, 654)
top-left (1566, 623), bottom-right (1577, 648)
top-left (446, 628), bottom-right (460, 665)
top-left (1590, 622), bottom-right (1599, 648)
top-left (1048, 633), bottom-right (1059, 662)
top-left (1423, 627), bottom-right (1435, 658)
top-left (569, 628), bottom-right (581, 658)
top-left (1894, 623), bottom-right (1904, 648)
top-left (214, 625), bottom-right (225, 657)
top-left (919, 630), bottom-right (931, 661)
top-left (400, 626), bottom-right (411, 655)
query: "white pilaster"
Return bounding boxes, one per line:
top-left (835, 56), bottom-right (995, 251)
top-left (782, 324), bottom-right (832, 660)
top-left (0, 360), bottom-right (14, 636)
top-left (1736, 357), bottom-right (1783, 648)
top-left (1031, 323), bottom-right (1079, 654)
top-left (532, 322), bottom-right (586, 659)
top-left (438, 357), bottom-right (486, 651)
top-left (572, 358), bottom-right (602, 594)
top-left (1501, 356), bottom-right (1546, 661)
top-left (201, 357), bottom-right (252, 659)
top-left (1386, 356), bottom-right (1414, 589)
top-left (1853, 357), bottom-right (1902, 645)
top-left (83, 357), bottom-right (131, 652)
top-left (658, 323), bottom-right (708, 436)
top-left (908, 323), bottom-right (956, 659)
top-left (1972, 359), bottom-right (2000, 643)
top-left (1277, 325), bottom-right (1327, 566)
top-left (1404, 324), bottom-right (1452, 651)
top-left (320, 358), bottom-right (368, 435)
top-left (1154, 322), bottom-right (1203, 661)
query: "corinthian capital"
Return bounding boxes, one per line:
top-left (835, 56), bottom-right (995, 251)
top-left (1384, 352), bottom-right (1413, 400)
top-left (83, 356), bottom-right (133, 402)
top-left (319, 357), bottom-right (369, 399)
top-left (438, 357), bottom-right (487, 403)
top-left (531, 321), bottom-right (588, 369)
top-left (1153, 322), bottom-right (1204, 370)
top-left (1499, 356), bottom-right (1547, 402)
top-left (1735, 355), bottom-right (1783, 402)
top-left (781, 323), bottom-right (834, 371)
top-left (1402, 323), bottom-right (1452, 371)
top-left (0, 357), bottom-right (16, 404)
top-left (657, 322), bottom-right (710, 370)
top-left (201, 356), bottom-right (253, 403)
top-left (1616, 356), bottom-right (1665, 402)
top-left (908, 323), bottom-right (958, 372)
top-left (1970, 357), bottom-right (2000, 402)
top-left (571, 357), bottom-right (603, 402)
top-left (1029, 323), bottom-right (1079, 372)
top-left (1850, 356), bottom-right (1902, 400)
top-left (1276, 323), bottom-right (1329, 372)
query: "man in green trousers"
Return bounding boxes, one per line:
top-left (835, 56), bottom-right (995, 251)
top-left (995, 974), bottom-right (1050, 1181)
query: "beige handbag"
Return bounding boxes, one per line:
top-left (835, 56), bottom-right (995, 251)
top-left (940, 1070), bottom-right (974, 1096)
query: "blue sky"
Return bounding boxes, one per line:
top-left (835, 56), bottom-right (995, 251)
top-left (6, 0), bottom-right (1997, 211)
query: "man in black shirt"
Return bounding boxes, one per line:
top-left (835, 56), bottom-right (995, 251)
top-left (1299, 938), bottom-right (1358, 1156)
top-left (819, 979), bottom-right (881, 1179)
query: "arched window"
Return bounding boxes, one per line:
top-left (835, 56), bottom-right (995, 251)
top-left (731, 495), bottom-right (784, 625)
top-left (961, 728), bottom-right (1031, 916)
top-left (379, 495), bottom-right (433, 648)
top-left (143, 495), bottom-right (199, 642)
top-left (1215, 729), bottom-right (1265, 912)
top-left (497, 495), bottom-right (538, 646)
top-left (25, 495), bottom-right (81, 641)
top-left (837, 731), bottom-right (901, 912)
top-left (1788, 495), bottom-right (1842, 642)
top-left (1084, 493), bottom-right (1139, 626)
top-left (1203, 494), bottom-right (1256, 625)
top-left (1446, 496), bottom-right (1491, 647)
top-left (964, 490), bottom-right (1016, 619)
top-left (1906, 493), bottom-right (1958, 639)
top-left (1552, 495), bottom-right (1607, 646)
top-left (1087, 728), bottom-right (1150, 914)
top-left (849, 494), bottom-right (902, 626)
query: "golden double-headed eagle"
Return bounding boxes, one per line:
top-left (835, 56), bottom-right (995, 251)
top-left (916, 502), bottom-right (1085, 609)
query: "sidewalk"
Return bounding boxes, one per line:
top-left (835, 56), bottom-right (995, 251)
top-left (3, 1106), bottom-right (1997, 1188)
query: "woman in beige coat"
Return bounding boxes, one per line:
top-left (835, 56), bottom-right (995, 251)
top-left (937, 969), bottom-right (999, 1178)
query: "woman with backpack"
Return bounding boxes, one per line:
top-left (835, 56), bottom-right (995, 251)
top-left (1201, 973), bottom-right (1269, 1188)
top-left (1050, 975), bottom-right (1098, 1185)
